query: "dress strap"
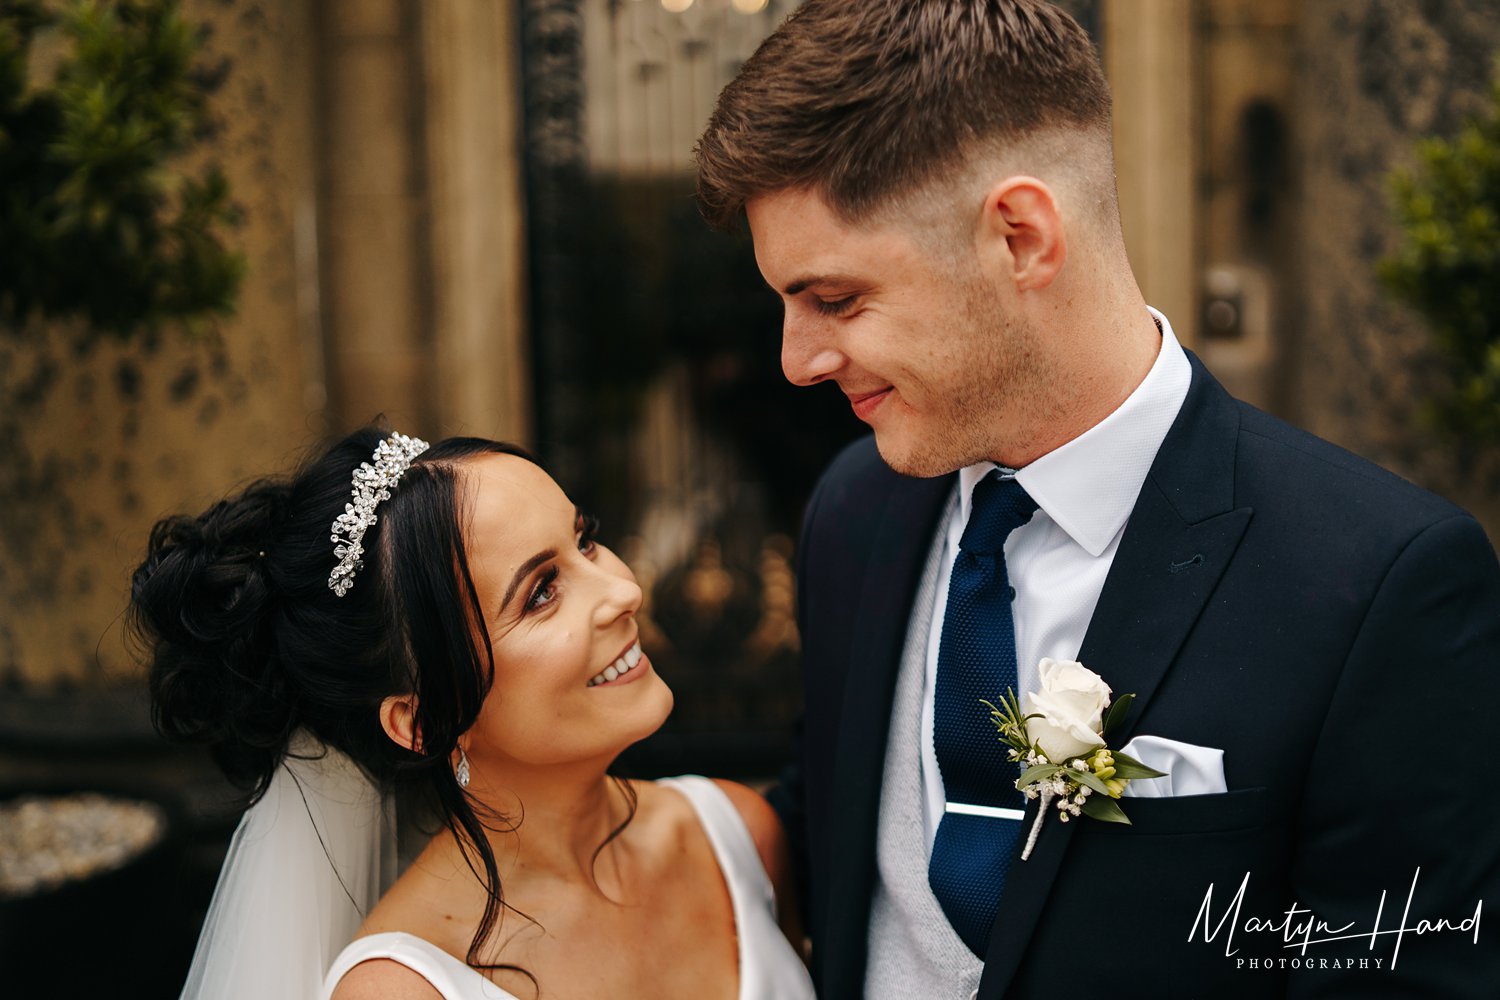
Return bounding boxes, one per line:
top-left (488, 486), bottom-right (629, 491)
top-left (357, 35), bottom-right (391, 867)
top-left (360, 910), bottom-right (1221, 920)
top-left (656, 775), bottom-right (776, 917)
top-left (319, 931), bottom-right (519, 1000)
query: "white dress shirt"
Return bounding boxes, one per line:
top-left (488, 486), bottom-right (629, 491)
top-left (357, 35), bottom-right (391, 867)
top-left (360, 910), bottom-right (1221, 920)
top-left (919, 308), bottom-right (1192, 851)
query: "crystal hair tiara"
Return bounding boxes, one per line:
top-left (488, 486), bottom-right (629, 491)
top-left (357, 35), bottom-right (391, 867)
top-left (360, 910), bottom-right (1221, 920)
top-left (328, 432), bottom-right (430, 596)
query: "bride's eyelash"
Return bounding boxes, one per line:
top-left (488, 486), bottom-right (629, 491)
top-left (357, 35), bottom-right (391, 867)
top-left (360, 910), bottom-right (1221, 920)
top-left (526, 566), bottom-right (560, 612)
top-left (526, 515), bottom-right (601, 613)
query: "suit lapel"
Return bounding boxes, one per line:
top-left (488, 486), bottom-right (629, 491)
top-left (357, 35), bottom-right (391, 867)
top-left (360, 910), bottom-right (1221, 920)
top-left (978, 356), bottom-right (1253, 997)
top-left (821, 468), bottom-right (953, 995)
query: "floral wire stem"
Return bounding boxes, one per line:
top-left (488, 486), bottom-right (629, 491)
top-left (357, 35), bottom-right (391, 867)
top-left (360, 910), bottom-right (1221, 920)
top-left (1022, 788), bottom-right (1052, 860)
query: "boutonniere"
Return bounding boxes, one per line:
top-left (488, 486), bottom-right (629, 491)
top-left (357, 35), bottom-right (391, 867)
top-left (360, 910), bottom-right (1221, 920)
top-left (985, 658), bottom-right (1166, 860)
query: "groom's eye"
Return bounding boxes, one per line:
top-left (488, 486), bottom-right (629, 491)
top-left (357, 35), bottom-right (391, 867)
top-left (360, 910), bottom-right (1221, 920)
top-left (813, 295), bottom-right (857, 316)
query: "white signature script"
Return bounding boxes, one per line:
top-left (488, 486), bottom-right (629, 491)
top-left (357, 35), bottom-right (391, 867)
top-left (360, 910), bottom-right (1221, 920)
top-left (1188, 868), bottom-right (1481, 969)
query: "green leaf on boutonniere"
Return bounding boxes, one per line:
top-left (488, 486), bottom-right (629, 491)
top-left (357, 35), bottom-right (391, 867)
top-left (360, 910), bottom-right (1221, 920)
top-left (1068, 768), bottom-right (1112, 797)
top-left (1110, 751), bottom-right (1167, 780)
top-left (1080, 794), bottom-right (1132, 825)
top-left (1015, 763), bottom-right (1062, 788)
top-left (1101, 692), bottom-right (1135, 739)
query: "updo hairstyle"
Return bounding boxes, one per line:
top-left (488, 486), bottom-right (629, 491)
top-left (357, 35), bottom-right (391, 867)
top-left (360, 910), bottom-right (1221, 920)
top-left (130, 427), bottom-right (534, 962)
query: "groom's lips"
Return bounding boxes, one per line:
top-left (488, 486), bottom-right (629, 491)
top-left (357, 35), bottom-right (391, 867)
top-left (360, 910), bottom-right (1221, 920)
top-left (847, 386), bottom-right (893, 421)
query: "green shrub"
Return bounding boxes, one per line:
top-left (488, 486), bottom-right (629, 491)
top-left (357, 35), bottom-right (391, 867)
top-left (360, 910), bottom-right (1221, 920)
top-left (1380, 60), bottom-right (1500, 442)
top-left (0, 0), bottom-right (242, 341)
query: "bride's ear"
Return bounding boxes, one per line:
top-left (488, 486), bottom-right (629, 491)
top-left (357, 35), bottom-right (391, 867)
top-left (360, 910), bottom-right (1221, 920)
top-left (379, 693), bottom-right (423, 752)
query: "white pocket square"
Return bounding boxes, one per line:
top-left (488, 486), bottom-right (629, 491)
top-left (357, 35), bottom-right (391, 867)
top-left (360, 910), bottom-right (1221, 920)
top-left (1117, 735), bottom-right (1227, 798)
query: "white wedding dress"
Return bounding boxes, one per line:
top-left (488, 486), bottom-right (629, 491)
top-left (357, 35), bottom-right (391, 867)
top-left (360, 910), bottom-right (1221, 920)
top-left (318, 776), bottom-right (815, 1000)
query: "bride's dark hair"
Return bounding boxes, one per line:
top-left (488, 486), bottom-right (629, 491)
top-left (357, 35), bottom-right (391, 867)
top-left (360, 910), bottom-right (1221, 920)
top-left (130, 425), bottom-right (589, 968)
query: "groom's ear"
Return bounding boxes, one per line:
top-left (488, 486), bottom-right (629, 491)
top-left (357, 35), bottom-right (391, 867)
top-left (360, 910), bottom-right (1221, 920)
top-left (379, 693), bottom-right (423, 753)
top-left (975, 176), bottom-right (1066, 293)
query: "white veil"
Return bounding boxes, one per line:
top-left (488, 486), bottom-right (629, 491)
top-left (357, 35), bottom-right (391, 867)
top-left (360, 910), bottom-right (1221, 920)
top-left (178, 733), bottom-right (397, 999)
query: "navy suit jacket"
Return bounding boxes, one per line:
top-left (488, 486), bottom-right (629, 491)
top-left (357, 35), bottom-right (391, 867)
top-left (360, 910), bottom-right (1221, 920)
top-left (776, 356), bottom-right (1500, 998)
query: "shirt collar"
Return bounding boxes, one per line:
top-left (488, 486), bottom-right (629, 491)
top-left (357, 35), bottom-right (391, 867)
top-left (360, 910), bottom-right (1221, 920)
top-left (957, 307), bottom-right (1191, 557)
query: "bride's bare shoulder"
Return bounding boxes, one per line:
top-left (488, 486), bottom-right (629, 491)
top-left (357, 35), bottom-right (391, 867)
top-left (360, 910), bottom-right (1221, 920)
top-left (329, 958), bottom-right (445, 1000)
top-left (355, 836), bottom-right (479, 946)
top-left (707, 778), bottom-right (805, 952)
top-left (708, 779), bottom-right (789, 875)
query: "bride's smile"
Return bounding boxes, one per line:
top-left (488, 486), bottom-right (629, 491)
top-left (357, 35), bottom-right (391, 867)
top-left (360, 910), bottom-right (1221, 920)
top-left (586, 639), bottom-right (649, 687)
top-left (456, 453), bottom-right (673, 771)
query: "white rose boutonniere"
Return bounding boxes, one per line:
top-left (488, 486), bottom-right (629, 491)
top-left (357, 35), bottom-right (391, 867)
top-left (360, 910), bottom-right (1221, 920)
top-left (1022, 658), bottom-right (1112, 762)
top-left (984, 660), bottom-right (1167, 860)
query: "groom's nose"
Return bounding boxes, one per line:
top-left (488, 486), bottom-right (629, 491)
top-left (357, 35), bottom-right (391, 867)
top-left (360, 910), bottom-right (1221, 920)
top-left (781, 318), bottom-right (846, 387)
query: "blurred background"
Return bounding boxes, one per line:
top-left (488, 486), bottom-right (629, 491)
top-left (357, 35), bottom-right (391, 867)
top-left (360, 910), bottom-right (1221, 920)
top-left (2, 0), bottom-right (1498, 995)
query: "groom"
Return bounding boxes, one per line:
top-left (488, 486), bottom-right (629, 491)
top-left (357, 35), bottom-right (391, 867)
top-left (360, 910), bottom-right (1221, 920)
top-left (696, 1), bottom-right (1500, 998)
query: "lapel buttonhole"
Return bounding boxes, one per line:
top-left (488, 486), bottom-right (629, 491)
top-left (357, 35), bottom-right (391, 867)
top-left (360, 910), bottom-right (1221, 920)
top-left (1168, 553), bottom-right (1205, 574)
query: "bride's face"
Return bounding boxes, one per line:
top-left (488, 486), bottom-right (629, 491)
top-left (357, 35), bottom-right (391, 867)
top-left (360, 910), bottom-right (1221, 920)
top-left (458, 454), bottom-right (672, 768)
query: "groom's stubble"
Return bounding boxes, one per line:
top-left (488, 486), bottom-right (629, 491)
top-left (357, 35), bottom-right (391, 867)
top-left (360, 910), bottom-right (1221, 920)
top-left (872, 252), bottom-right (1060, 480)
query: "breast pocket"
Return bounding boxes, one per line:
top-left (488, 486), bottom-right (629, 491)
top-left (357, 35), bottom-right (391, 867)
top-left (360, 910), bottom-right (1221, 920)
top-left (1029, 786), bottom-right (1288, 996)
top-left (1095, 786), bottom-right (1269, 836)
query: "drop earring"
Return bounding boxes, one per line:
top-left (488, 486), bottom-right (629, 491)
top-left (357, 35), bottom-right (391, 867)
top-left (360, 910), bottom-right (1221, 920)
top-left (455, 746), bottom-right (471, 788)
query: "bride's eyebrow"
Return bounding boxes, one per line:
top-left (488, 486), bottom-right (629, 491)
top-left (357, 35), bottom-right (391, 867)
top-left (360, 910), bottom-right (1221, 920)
top-left (497, 505), bottom-right (584, 612)
top-left (501, 549), bottom-right (556, 611)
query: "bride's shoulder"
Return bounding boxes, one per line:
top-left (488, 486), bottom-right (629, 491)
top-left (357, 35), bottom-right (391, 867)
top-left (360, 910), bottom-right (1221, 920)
top-left (329, 954), bottom-right (446, 1000)
top-left (324, 929), bottom-right (511, 1000)
top-left (705, 778), bottom-right (788, 867)
top-left (648, 777), bottom-right (792, 889)
top-left (653, 776), bottom-right (804, 949)
top-left (325, 846), bottom-right (485, 999)
top-left (360, 837), bottom-right (480, 938)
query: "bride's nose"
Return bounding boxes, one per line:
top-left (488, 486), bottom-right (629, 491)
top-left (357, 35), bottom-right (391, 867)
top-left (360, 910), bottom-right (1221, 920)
top-left (592, 564), bottom-right (643, 628)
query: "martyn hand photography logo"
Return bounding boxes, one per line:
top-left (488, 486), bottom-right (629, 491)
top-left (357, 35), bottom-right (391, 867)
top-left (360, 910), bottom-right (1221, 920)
top-left (1189, 869), bottom-right (1483, 971)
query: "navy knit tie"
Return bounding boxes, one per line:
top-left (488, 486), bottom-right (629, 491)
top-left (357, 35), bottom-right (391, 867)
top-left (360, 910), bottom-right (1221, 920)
top-left (928, 471), bottom-right (1038, 955)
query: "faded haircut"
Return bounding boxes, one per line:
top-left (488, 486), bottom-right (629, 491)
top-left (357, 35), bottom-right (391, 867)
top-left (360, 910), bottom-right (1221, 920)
top-left (695, 0), bottom-right (1113, 231)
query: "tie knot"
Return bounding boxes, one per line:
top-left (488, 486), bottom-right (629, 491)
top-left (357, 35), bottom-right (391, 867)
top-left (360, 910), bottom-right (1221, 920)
top-left (959, 473), bottom-right (1037, 555)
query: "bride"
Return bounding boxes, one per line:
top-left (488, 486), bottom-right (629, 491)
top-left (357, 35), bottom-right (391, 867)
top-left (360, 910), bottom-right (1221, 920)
top-left (130, 428), bottom-right (814, 999)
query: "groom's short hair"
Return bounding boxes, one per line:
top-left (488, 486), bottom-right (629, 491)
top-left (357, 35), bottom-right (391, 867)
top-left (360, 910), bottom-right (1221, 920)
top-left (694, 0), bottom-right (1113, 231)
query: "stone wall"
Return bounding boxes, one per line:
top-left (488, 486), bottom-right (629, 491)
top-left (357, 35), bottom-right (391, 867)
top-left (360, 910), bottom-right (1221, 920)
top-left (0, 0), bottom-right (322, 689)
top-left (1296, 1), bottom-right (1500, 537)
top-left (0, 0), bottom-right (531, 689)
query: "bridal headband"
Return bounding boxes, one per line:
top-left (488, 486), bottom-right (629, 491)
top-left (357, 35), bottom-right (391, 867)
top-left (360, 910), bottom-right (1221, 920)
top-left (328, 432), bottom-right (430, 596)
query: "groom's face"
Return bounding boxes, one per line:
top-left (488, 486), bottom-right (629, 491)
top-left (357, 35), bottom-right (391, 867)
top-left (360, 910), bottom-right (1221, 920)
top-left (747, 186), bottom-right (1043, 477)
